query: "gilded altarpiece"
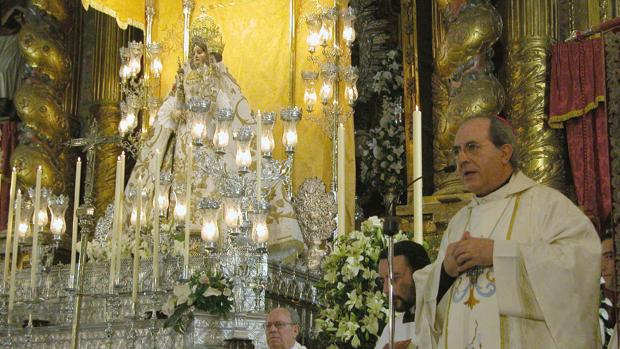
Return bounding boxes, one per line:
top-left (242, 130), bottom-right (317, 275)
top-left (399, 0), bottom-right (505, 257)
top-left (499, 0), bottom-right (571, 193)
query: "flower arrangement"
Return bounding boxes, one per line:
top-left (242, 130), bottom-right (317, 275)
top-left (162, 270), bottom-right (234, 333)
top-left (360, 50), bottom-right (406, 202)
top-left (314, 217), bottom-right (413, 349)
top-left (76, 211), bottom-right (184, 263)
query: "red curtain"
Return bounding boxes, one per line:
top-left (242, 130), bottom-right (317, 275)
top-left (550, 38), bottom-right (612, 229)
top-left (0, 121), bottom-right (18, 231)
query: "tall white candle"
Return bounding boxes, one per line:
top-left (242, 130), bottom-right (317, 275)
top-left (31, 165), bottom-right (42, 297)
top-left (3, 167), bottom-right (17, 290)
top-left (256, 111), bottom-right (262, 201)
top-left (115, 152), bottom-right (126, 281)
top-left (132, 176), bottom-right (143, 305)
top-left (152, 149), bottom-right (161, 291)
top-left (413, 106), bottom-right (423, 244)
top-left (108, 156), bottom-right (121, 293)
top-left (184, 143), bottom-right (192, 274)
top-left (8, 190), bottom-right (22, 322)
top-left (337, 123), bottom-right (346, 236)
top-left (70, 158), bottom-right (81, 286)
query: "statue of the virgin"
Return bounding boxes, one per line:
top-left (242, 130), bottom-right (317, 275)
top-left (124, 9), bottom-right (303, 261)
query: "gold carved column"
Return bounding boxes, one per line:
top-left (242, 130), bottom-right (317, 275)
top-left (502, 0), bottom-right (570, 192)
top-left (11, 0), bottom-right (73, 194)
top-left (89, 12), bottom-right (141, 217)
top-left (432, 0), bottom-right (505, 194)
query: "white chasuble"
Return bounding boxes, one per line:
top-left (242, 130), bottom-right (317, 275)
top-left (413, 171), bottom-right (601, 349)
top-left (441, 193), bottom-right (518, 349)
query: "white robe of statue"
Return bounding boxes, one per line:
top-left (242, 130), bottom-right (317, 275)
top-left (125, 59), bottom-right (303, 260)
top-left (413, 171), bottom-right (601, 349)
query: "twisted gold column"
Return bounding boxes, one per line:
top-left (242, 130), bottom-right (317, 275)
top-left (432, 0), bottom-right (505, 194)
top-left (503, 0), bottom-right (571, 192)
top-left (11, 0), bottom-right (73, 194)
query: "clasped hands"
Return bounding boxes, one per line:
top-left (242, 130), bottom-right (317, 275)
top-left (443, 231), bottom-right (494, 278)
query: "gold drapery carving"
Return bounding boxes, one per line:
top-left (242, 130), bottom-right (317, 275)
top-left (502, 0), bottom-right (570, 192)
top-left (432, 0), bottom-right (505, 194)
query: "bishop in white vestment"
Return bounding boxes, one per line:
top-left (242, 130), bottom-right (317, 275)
top-left (414, 116), bottom-right (601, 349)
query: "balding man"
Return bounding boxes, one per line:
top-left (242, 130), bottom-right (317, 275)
top-left (414, 116), bottom-right (600, 348)
top-left (265, 307), bottom-right (307, 349)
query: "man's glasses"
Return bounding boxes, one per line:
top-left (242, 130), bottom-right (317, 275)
top-left (264, 321), bottom-right (296, 330)
top-left (451, 141), bottom-right (490, 158)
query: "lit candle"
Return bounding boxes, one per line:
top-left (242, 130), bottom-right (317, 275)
top-left (184, 144), bottom-right (192, 275)
top-left (3, 167), bottom-right (17, 290)
top-left (108, 156), bottom-right (121, 293)
top-left (8, 190), bottom-right (22, 322)
top-left (256, 111), bottom-right (262, 201)
top-left (70, 158), bottom-right (81, 287)
top-left (413, 106), bottom-right (423, 244)
top-left (152, 149), bottom-right (161, 291)
top-left (31, 166), bottom-right (42, 298)
top-left (337, 124), bottom-right (346, 236)
top-left (132, 176), bottom-right (143, 305)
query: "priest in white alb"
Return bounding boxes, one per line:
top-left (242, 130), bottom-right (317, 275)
top-left (413, 116), bottom-right (601, 348)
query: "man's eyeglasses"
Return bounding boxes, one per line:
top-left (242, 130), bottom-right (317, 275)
top-left (264, 321), bottom-right (296, 330)
top-left (451, 141), bottom-right (492, 158)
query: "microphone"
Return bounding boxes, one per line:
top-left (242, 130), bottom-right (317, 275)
top-left (383, 162), bottom-right (456, 236)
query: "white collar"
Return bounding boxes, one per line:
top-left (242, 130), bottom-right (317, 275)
top-left (470, 171), bottom-right (537, 206)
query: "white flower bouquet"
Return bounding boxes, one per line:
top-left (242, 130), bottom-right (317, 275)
top-left (315, 217), bottom-right (413, 348)
top-left (162, 270), bottom-right (234, 333)
top-left (360, 50), bottom-right (406, 202)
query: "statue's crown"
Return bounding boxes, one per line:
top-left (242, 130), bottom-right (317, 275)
top-left (190, 7), bottom-right (224, 55)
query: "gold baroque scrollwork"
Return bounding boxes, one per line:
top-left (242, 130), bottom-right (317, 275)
top-left (432, 74), bottom-right (462, 192)
top-left (11, 145), bottom-right (66, 194)
top-left (31, 0), bottom-right (70, 26)
top-left (435, 2), bottom-right (503, 79)
top-left (18, 23), bottom-right (71, 86)
top-left (13, 82), bottom-right (71, 143)
top-left (432, 0), bottom-right (505, 194)
top-left (10, 2), bottom-right (73, 197)
top-left (505, 37), bottom-right (569, 190)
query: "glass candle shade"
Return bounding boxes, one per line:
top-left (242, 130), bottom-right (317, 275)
top-left (48, 195), bottom-right (68, 239)
top-left (234, 126), bottom-right (253, 173)
top-left (280, 107), bottom-right (302, 153)
top-left (213, 108), bottom-right (234, 153)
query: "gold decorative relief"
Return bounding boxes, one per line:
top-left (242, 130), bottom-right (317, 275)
top-left (11, 145), bottom-right (66, 194)
top-left (503, 1), bottom-right (570, 193)
top-left (432, 0), bottom-right (505, 194)
top-left (31, 0), bottom-right (70, 27)
top-left (435, 3), bottom-right (503, 79)
top-left (18, 23), bottom-right (71, 87)
top-left (10, 2), bottom-right (73, 196)
top-left (13, 82), bottom-right (71, 143)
